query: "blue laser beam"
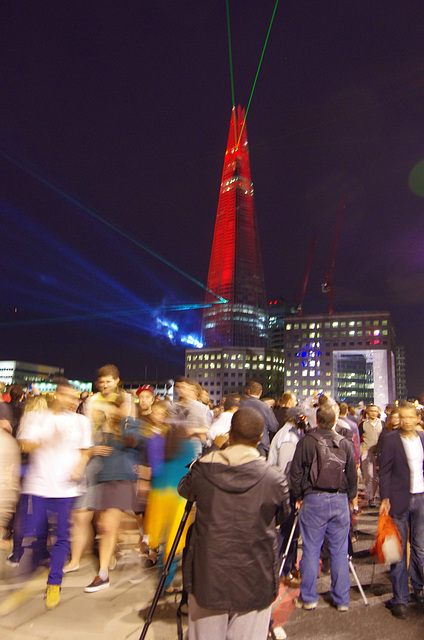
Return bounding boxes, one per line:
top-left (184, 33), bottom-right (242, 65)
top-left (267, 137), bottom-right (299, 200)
top-left (0, 147), bottom-right (228, 304)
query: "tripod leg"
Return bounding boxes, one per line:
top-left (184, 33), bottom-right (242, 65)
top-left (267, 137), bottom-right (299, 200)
top-left (139, 501), bottom-right (193, 640)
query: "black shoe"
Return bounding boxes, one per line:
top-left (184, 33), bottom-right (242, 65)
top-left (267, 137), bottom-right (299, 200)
top-left (412, 589), bottom-right (424, 604)
top-left (386, 602), bottom-right (407, 619)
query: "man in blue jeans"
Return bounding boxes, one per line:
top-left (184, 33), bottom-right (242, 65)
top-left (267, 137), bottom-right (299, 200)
top-left (289, 403), bottom-right (357, 611)
top-left (18, 381), bottom-right (92, 609)
top-left (379, 401), bottom-right (424, 619)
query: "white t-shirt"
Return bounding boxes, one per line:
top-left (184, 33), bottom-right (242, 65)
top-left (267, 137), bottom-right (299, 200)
top-left (207, 412), bottom-right (233, 446)
top-left (401, 434), bottom-right (424, 494)
top-left (19, 410), bottom-right (92, 498)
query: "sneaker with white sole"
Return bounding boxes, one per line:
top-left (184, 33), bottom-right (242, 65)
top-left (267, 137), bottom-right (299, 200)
top-left (84, 575), bottom-right (110, 593)
top-left (337, 604), bottom-right (349, 612)
top-left (294, 597), bottom-right (318, 610)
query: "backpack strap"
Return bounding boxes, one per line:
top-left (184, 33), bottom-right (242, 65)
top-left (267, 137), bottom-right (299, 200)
top-left (309, 429), bottom-right (344, 448)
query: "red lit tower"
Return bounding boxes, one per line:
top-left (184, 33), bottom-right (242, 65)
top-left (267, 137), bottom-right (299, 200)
top-left (202, 106), bottom-right (268, 347)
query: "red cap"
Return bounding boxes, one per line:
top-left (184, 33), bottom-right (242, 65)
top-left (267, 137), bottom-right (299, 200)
top-left (136, 385), bottom-right (154, 396)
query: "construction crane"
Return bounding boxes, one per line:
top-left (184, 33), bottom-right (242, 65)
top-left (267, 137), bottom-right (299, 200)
top-left (292, 233), bottom-right (318, 315)
top-left (322, 195), bottom-right (346, 315)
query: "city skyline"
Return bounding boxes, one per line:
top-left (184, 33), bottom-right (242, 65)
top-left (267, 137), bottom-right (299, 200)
top-left (1, 2), bottom-right (424, 394)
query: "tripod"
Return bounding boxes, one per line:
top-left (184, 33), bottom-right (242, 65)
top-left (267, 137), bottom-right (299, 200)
top-left (139, 500), bottom-right (193, 640)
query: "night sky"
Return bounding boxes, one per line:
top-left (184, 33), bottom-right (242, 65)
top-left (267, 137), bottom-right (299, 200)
top-left (1, 1), bottom-right (424, 394)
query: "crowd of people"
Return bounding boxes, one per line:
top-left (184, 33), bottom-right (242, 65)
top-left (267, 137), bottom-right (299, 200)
top-left (0, 371), bottom-right (423, 637)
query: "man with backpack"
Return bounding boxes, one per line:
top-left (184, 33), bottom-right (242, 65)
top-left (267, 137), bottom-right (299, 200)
top-left (289, 403), bottom-right (357, 611)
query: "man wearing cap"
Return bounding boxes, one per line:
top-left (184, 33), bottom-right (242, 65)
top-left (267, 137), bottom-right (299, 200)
top-left (136, 385), bottom-right (154, 418)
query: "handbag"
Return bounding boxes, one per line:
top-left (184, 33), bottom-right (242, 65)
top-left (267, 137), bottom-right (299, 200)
top-left (371, 513), bottom-right (402, 564)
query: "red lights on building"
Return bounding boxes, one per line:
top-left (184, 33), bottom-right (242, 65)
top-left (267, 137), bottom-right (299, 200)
top-left (202, 106), bottom-right (268, 347)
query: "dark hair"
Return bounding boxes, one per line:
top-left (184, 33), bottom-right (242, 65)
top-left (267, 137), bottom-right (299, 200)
top-left (97, 364), bottom-right (120, 379)
top-left (230, 407), bottom-right (264, 444)
top-left (339, 402), bottom-right (348, 415)
top-left (224, 393), bottom-right (240, 412)
top-left (8, 384), bottom-right (24, 403)
top-left (316, 404), bottom-right (336, 429)
top-left (55, 378), bottom-right (74, 391)
top-left (248, 381), bottom-right (262, 396)
top-left (318, 394), bottom-right (329, 407)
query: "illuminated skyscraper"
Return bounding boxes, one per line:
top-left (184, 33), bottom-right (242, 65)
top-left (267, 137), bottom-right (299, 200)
top-left (202, 106), bottom-right (268, 348)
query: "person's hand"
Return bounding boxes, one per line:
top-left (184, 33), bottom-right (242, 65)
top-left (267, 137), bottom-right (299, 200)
top-left (379, 498), bottom-right (390, 516)
top-left (92, 445), bottom-right (113, 457)
top-left (295, 500), bottom-right (303, 511)
top-left (0, 419), bottom-right (12, 434)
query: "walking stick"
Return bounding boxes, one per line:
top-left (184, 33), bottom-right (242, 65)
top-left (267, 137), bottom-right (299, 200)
top-left (139, 500), bottom-right (194, 640)
top-left (279, 511), bottom-right (299, 577)
top-left (348, 531), bottom-right (368, 606)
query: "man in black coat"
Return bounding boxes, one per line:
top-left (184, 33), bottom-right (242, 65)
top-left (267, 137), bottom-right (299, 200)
top-left (178, 407), bottom-right (289, 640)
top-left (379, 401), bottom-right (424, 619)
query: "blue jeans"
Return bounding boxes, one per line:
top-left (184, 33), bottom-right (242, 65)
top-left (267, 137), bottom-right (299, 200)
top-left (26, 496), bottom-right (74, 585)
top-left (299, 492), bottom-right (351, 607)
top-left (390, 493), bottom-right (424, 604)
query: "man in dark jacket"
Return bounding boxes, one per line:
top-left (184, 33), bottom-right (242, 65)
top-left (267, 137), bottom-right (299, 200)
top-left (178, 407), bottom-right (289, 640)
top-left (379, 401), bottom-right (424, 619)
top-left (240, 380), bottom-right (279, 457)
top-left (290, 403), bottom-right (357, 612)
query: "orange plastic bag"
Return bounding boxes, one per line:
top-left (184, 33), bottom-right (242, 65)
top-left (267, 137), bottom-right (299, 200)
top-left (371, 513), bottom-right (403, 564)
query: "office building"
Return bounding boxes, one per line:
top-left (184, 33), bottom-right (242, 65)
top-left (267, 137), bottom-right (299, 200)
top-left (283, 311), bottom-right (397, 407)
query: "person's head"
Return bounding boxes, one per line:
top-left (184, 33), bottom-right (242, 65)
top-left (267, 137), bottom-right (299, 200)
top-left (247, 381), bottom-right (262, 398)
top-left (399, 401), bottom-right (418, 433)
top-left (175, 376), bottom-right (197, 401)
top-left (151, 400), bottom-right (169, 426)
top-left (278, 392), bottom-right (296, 408)
top-left (136, 385), bottom-right (155, 415)
top-left (385, 403), bottom-right (396, 416)
top-left (23, 395), bottom-right (49, 414)
top-left (318, 394), bottom-right (329, 407)
top-left (339, 402), bottom-right (348, 417)
top-left (79, 391), bottom-right (89, 402)
top-left (229, 407), bottom-right (264, 447)
top-left (316, 404), bottom-right (337, 430)
top-left (9, 385), bottom-right (24, 403)
top-left (261, 397), bottom-right (275, 408)
top-left (224, 393), bottom-right (240, 413)
top-left (53, 380), bottom-right (79, 413)
top-left (96, 364), bottom-right (120, 398)
top-left (387, 408), bottom-right (400, 430)
top-left (366, 404), bottom-right (379, 421)
top-left (199, 387), bottom-right (210, 406)
top-left (348, 406), bottom-right (356, 417)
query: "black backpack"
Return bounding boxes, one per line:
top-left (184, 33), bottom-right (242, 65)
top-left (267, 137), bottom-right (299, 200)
top-left (309, 430), bottom-right (347, 491)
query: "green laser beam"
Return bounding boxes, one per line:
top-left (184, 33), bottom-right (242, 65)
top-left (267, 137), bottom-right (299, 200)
top-left (236, 0), bottom-right (279, 150)
top-left (226, 0), bottom-right (238, 144)
top-left (0, 148), bottom-right (228, 304)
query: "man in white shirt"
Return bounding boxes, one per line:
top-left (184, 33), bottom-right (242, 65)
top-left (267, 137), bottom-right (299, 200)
top-left (18, 381), bottom-right (92, 610)
top-left (207, 393), bottom-right (240, 447)
top-left (361, 404), bottom-right (383, 507)
top-left (379, 402), bottom-right (424, 619)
